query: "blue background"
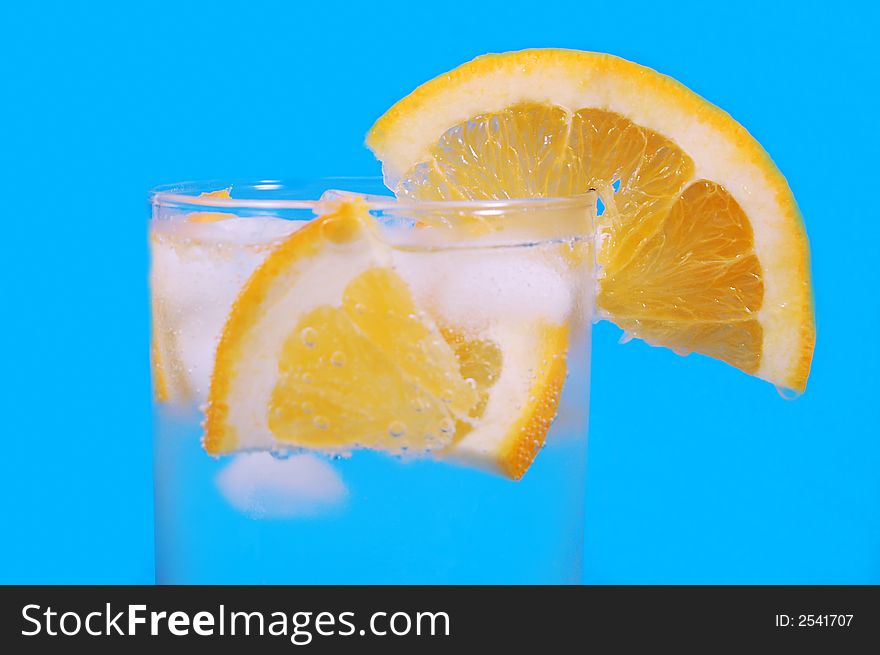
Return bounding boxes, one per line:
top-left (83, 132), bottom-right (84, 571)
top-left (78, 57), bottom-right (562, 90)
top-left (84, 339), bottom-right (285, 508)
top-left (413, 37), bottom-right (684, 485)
top-left (1, 0), bottom-right (877, 583)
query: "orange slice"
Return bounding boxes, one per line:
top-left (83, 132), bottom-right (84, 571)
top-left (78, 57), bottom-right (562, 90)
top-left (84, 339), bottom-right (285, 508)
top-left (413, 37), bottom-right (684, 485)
top-left (204, 200), bottom-right (479, 456)
top-left (188, 187), bottom-right (236, 223)
top-left (202, 200), bottom-right (573, 479)
top-left (367, 48), bottom-right (815, 391)
top-left (149, 291), bottom-right (190, 403)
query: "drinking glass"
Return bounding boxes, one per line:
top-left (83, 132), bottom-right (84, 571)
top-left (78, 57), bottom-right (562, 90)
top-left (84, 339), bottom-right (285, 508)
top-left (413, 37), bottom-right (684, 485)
top-left (149, 179), bottom-right (596, 583)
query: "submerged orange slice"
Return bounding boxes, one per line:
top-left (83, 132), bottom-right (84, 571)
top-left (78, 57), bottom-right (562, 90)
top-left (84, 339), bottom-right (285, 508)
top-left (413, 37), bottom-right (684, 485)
top-left (367, 48), bottom-right (815, 391)
top-left (188, 187), bottom-right (236, 224)
top-left (202, 200), bottom-right (572, 479)
top-left (203, 201), bottom-right (480, 456)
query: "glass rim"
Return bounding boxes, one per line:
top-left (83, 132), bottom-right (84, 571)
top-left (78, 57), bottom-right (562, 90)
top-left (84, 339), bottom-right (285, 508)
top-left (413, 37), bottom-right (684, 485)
top-left (149, 177), bottom-right (597, 212)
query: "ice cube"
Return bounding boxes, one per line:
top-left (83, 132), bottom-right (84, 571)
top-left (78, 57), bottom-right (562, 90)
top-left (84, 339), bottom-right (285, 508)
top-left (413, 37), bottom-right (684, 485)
top-left (392, 244), bottom-right (573, 330)
top-left (152, 213), bottom-right (303, 246)
top-left (150, 215), bottom-right (302, 401)
top-left (215, 452), bottom-right (347, 518)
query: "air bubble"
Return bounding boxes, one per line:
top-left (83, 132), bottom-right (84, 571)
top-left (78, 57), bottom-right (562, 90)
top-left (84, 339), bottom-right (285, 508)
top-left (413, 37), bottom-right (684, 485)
top-left (312, 415), bottom-right (329, 430)
top-left (465, 378), bottom-right (477, 390)
top-left (301, 401), bottom-right (314, 415)
top-left (270, 448), bottom-right (292, 460)
top-left (300, 327), bottom-right (318, 348)
top-left (439, 418), bottom-right (455, 434)
top-left (388, 421), bottom-right (407, 438)
top-left (330, 351), bottom-right (347, 367)
top-left (412, 397), bottom-right (429, 413)
top-left (354, 303), bottom-right (366, 315)
top-left (301, 372), bottom-right (313, 385)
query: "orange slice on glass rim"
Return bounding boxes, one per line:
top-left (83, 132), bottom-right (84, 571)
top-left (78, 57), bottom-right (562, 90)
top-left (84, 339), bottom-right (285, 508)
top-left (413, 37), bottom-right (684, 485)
top-left (367, 48), bottom-right (815, 392)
